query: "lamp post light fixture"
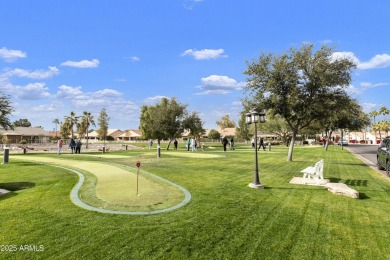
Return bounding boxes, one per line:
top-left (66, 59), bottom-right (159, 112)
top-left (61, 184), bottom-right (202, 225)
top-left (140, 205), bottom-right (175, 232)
top-left (245, 109), bottom-right (266, 189)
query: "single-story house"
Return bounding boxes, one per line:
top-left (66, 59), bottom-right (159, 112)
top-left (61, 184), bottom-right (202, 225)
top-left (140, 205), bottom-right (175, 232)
top-left (117, 130), bottom-right (142, 141)
top-left (86, 129), bottom-right (123, 141)
top-left (0, 127), bottom-right (51, 144)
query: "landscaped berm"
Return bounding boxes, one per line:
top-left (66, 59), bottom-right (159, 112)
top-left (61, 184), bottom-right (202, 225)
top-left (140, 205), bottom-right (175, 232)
top-left (1, 143), bottom-right (390, 259)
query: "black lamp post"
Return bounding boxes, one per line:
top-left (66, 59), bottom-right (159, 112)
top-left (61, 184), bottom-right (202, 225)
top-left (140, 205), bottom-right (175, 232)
top-left (246, 109), bottom-right (266, 189)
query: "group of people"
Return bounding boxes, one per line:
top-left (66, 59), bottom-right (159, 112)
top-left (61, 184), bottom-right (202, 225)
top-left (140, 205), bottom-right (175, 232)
top-left (221, 136), bottom-right (235, 152)
top-left (187, 138), bottom-right (199, 152)
top-left (57, 138), bottom-right (82, 155)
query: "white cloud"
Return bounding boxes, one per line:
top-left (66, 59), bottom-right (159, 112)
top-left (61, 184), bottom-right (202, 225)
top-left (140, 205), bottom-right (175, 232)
top-left (183, 0), bottom-right (203, 10)
top-left (194, 75), bottom-right (244, 95)
top-left (115, 78), bottom-right (127, 82)
top-left (360, 82), bottom-right (389, 88)
top-left (55, 85), bottom-right (136, 115)
top-left (131, 56), bottom-right (140, 62)
top-left (362, 103), bottom-right (379, 113)
top-left (331, 51), bottom-right (390, 70)
top-left (181, 48), bottom-right (227, 60)
top-left (358, 54), bottom-right (390, 69)
top-left (0, 47), bottom-right (27, 62)
top-left (16, 82), bottom-right (51, 100)
top-left (331, 52), bottom-right (360, 65)
top-left (4, 66), bottom-right (59, 79)
top-left (30, 103), bottom-right (63, 112)
top-left (143, 95), bottom-right (169, 104)
top-left (92, 89), bottom-right (122, 98)
top-left (56, 85), bottom-right (83, 98)
top-left (345, 85), bottom-right (362, 95)
top-left (61, 59), bottom-right (100, 68)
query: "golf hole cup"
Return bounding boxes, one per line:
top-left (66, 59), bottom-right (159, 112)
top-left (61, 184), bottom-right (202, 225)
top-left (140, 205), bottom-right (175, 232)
top-left (136, 161), bottom-right (141, 196)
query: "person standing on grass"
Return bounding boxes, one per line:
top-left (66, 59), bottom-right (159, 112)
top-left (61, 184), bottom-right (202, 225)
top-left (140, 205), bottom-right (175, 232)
top-left (174, 139), bottom-right (178, 150)
top-left (148, 139), bottom-right (153, 149)
top-left (222, 136), bottom-right (229, 152)
top-left (75, 140), bottom-right (82, 154)
top-left (187, 138), bottom-right (191, 151)
top-left (230, 138), bottom-right (235, 150)
top-left (258, 137), bottom-right (266, 151)
top-left (191, 138), bottom-right (196, 152)
top-left (57, 139), bottom-right (63, 155)
top-left (69, 138), bottom-right (76, 154)
top-left (251, 137), bottom-right (255, 148)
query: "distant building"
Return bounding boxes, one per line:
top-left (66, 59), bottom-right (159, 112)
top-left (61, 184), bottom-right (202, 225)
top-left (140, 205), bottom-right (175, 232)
top-left (118, 130), bottom-right (142, 141)
top-left (219, 127), bottom-right (236, 137)
top-left (86, 129), bottom-right (123, 141)
top-left (0, 127), bottom-right (50, 143)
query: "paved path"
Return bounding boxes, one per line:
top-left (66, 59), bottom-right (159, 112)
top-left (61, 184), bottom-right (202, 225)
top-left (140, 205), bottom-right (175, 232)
top-left (345, 144), bottom-right (389, 179)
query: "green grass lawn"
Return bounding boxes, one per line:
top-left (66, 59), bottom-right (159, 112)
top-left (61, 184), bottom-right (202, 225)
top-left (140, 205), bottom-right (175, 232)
top-left (1, 144), bottom-right (390, 259)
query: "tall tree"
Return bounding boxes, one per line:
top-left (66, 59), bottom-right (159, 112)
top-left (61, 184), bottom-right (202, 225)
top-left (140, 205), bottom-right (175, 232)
top-left (97, 108), bottom-right (110, 143)
top-left (13, 118), bottom-right (32, 127)
top-left (369, 110), bottom-right (380, 141)
top-left (257, 112), bottom-right (291, 144)
top-left (60, 119), bottom-right (71, 139)
top-left (244, 43), bottom-right (356, 161)
top-left (77, 111), bottom-right (95, 148)
top-left (216, 115), bottom-right (236, 130)
top-left (379, 106), bottom-right (390, 121)
top-left (208, 129), bottom-right (221, 140)
top-left (52, 118), bottom-right (60, 137)
top-left (235, 112), bottom-right (253, 142)
top-left (322, 98), bottom-right (369, 150)
top-left (64, 111), bottom-right (78, 138)
top-left (139, 97), bottom-right (187, 150)
top-left (182, 111), bottom-right (205, 141)
top-left (0, 93), bottom-right (13, 130)
top-left (379, 120), bottom-right (390, 137)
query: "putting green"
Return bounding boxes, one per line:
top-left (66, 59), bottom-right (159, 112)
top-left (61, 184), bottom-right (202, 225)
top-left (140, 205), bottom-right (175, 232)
top-left (62, 154), bottom-right (132, 159)
top-left (16, 156), bottom-right (189, 213)
top-left (162, 151), bottom-right (224, 158)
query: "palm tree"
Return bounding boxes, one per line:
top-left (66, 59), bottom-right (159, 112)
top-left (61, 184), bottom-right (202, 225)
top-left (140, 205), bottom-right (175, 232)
top-left (379, 106), bottom-right (390, 121)
top-left (381, 121), bottom-right (390, 137)
top-left (52, 118), bottom-right (60, 137)
top-left (64, 111), bottom-right (78, 138)
top-left (372, 122), bottom-right (382, 141)
top-left (369, 110), bottom-right (380, 141)
top-left (80, 111), bottom-right (95, 149)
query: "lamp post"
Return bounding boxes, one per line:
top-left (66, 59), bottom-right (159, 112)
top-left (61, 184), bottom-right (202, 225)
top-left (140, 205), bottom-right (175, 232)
top-left (246, 109), bottom-right (266, 189)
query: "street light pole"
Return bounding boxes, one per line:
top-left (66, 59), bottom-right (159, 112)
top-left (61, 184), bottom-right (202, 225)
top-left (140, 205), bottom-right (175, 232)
top-left (246, 109), bottom-right (266, 189)
top-left (252, 120), bottom-right (261, 187)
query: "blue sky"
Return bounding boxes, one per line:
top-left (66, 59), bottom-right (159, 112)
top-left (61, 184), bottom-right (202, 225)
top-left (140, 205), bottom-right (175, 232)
top-left (1, 0), bottom-right (389, 131)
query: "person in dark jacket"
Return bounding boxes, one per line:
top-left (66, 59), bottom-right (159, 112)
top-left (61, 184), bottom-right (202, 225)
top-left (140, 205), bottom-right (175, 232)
top-left (258, 137), bottom-right (266, 151)
top-left (230, 138), bottom-right (235, 150)
top-left (75, 140), bottom-right (82, 154)
top-left (222, 136), bottom-right (229, 152)
top-left (69, 138), bottom-right (76, 154)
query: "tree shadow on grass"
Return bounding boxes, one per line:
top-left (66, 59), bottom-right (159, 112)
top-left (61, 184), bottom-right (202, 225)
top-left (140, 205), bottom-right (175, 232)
top-left (0, 182), bottom-right (35, 201)
top-left (331, 162), bottom-right (368, 167)
top-left (0, 182), bottom-right (35, 191)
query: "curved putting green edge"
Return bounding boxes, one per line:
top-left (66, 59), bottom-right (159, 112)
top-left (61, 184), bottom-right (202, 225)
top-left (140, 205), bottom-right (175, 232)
top-left (55, 164), bottom-right (192, 215)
